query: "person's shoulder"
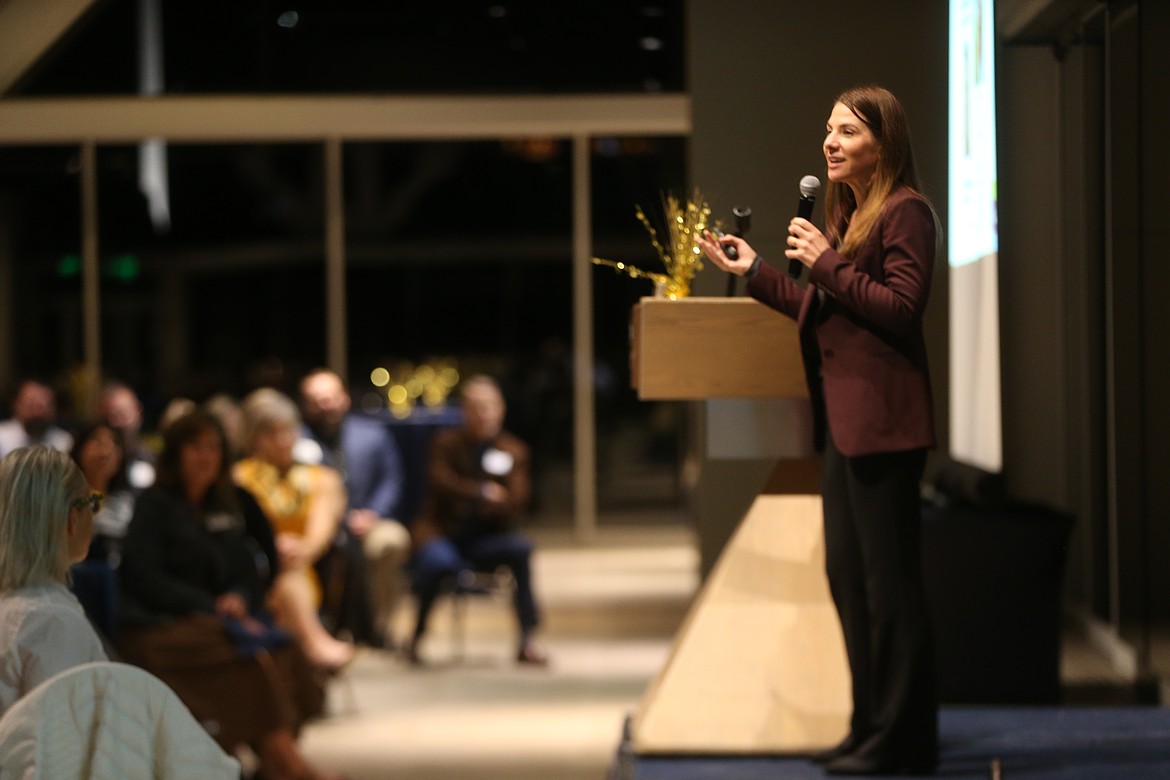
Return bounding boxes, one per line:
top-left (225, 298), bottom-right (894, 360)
top-left (232, 457), bottom-right (262, 483)
top-left (2, 585), bottom-right (85, 626)
top-left (131, 485), bottom-right (172, 514)
top-left (0, 586), bottom-right (41, 620)
top-left (343, 413), bottom-right (393, 442)
top-left (0, 420), bottom-right (22, 448)
top-left (46, 426), bottom-right (73, 449)
top-left (881, 188), bottom-right (935, 231)
top-left (432, 426), bottom-right (463, 446)
top-left (884, 186), bottom-right (930, 210)
top-left (497, 431), bottom-right (531, 459)
top-left (37, 583), bottom-right (85, 611)
top-left (6, 586), bottom-right (106, 663)
top-left (344, 412), bottom-right (384, 431)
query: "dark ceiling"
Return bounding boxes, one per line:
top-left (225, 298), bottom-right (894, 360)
top-left (1, 0), bottom-right (690, 392)
top-left (19, 0), bottom-right (686, 96)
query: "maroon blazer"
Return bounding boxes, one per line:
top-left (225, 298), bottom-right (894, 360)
top-left (746, 187), bottom-right (936, 458)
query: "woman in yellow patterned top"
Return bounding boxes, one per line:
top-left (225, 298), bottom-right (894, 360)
top-left (234, 388), bottom-right (355, 672)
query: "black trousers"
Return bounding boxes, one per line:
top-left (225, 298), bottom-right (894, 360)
top-left (315, 529), bottom-right (379, 645)
top-left (822, 428), bottom-right (937, 764)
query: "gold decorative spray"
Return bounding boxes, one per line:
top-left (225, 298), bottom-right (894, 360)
top-left (592, 190), bottom-right (714, 299)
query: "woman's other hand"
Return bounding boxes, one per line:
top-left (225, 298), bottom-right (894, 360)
top-left (697, 230), bottom-right (758, 276)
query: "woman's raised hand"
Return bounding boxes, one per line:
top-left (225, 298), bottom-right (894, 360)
top-left (697, 230), bottom-right (758, 277)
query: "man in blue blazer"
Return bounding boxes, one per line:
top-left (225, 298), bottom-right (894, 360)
top-left (299, 369), bottom-right (412, 648)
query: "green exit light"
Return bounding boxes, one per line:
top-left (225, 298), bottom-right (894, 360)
top-left (106, 253), bottom-right (140, 281)
top-left (54, 253), bottom-right (141, 281)
top-left (57, 254), bottom-right (81, 278)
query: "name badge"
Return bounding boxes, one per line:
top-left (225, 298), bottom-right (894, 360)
top-left (481, 448), bottom-right (514, 477)
top-left (205, 511), bottom-right (239, 533)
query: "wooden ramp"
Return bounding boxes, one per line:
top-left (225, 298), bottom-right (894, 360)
top-left (631, 494), bottom-right (851, 754)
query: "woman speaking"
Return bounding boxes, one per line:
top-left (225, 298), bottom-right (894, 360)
top-left (697, 85), bottom-right (939, 776)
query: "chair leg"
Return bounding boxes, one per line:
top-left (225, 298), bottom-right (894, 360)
top-left (331, 666), bottom-right (359, 716)
top-left (451, 588), bottom-right (467, 663)
top-left (448, 569), bottom-right (517, 664)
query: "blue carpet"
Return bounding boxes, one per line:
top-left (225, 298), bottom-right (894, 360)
top-left (615, 707), bottom-right (1170, 779)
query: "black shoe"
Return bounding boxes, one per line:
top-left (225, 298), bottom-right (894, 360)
top-left (825, 754), bottom-right (899, 776)
top-left (809, 735), bottom-right (860, 764)
top-left (516, 640), bottom-right (549, 666)
top-left (825, 753), bottom-right (936, 776)
top-left (362, 630), bottom-right (395, 651)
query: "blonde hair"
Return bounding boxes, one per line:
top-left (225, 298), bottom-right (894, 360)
top-left (0, 446), bottom-right (88, 590)
top-left (240, 388), bottom-right (301, 453)
top-left (825, 85), bottom-right (923, 258)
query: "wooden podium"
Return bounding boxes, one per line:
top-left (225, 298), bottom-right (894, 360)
top-left (629, 297), bottom-right (850, 754)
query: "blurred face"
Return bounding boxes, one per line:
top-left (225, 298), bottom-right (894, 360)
top-left (462, 383), bottom-right (505, 441)
top-left (78, 426), bottom-right (122, 488)
top-left (255, 421), bottom-right (298, 471)
top-left (824, 101), bottom-right (881, 195)
top-left (101, 388), bottom-right (143, 433)
top-left (180, 429), bottom-right (223, 497)
top-left (12, 383), bottom-right (54, 433)
top-left (301, 373), bottom-right (350, 432)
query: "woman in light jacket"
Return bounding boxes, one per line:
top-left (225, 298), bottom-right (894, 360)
top-left (0, 446), bottom-right (107, 716)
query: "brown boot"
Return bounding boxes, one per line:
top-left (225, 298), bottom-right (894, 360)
top-left (259, 728), bottom-right (346, 780)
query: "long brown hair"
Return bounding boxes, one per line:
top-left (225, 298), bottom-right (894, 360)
top-left (825, 85), bottom-right (922, 257)
top-left (155, 410), bottom-right (239, 513)
top-left (70, 421), bottom-right (130, 493)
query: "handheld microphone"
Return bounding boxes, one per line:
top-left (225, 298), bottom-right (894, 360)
top-left (787, 175), bottom-right (821, 279)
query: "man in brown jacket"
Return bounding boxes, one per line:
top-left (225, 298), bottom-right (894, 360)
top-left (407, 375), bottom-right (547, 665)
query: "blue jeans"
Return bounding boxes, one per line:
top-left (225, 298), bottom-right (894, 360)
top-left (411, 531), bottom-right (540, 642)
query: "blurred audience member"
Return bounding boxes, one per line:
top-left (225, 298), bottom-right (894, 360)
top-left (158, 397), bottom-right (198, 433)
top-left (118, 411), bottom-right (337, 780)
top-left (70, 422), bottom-right (136, 567)
top-left (0, 446), bottom-right (107, 716)
top-left (96, 380), bottom-right (156, 490)
top-left (409, 375), bottom-right (548, 666)
top-left (204, 393), bottom-right (246, 462)
top-left (299, 368), bottom-right (411, 649)
top-left (234, 389), bottom-right (355, 672)
top-left (0, 380), bottom-right (73, 458)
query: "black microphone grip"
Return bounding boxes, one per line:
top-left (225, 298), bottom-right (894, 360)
top-left (787, 196), bottom-right (816, 279)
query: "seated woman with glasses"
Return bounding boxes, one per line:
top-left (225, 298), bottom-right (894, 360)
top-left (0, 446), bottom-right (108, 717)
